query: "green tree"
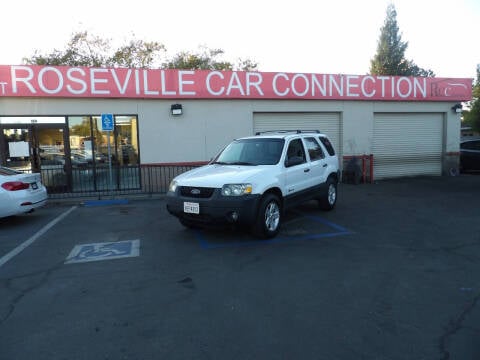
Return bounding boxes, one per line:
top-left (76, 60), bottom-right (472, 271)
top-left (162, 46), bottom-right (257, 71)
top-left (23, 31), bottom-right (257, 71)
top-left (24, 31), bottom-right (111, 67)
top-left (370, 4), bottom-right (434, 77)
top-left (235, 58), bottom-right (259, 72)
top-left (108, 39), bottom-right (165, 68)
top-left (24, 31), bottom-right (165, 68)
top-left (163, 47), bottom-right (231, 70)
top-left (463, 65), bottom-right (480, 132)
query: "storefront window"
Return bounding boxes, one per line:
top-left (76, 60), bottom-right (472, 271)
top-left (115, 116), bottom-right (139, 166)
top-left (2, 128), bottom-right (31, 171)
top-left (68, 116), bottom-right (94, 160)
top-left (67, 115), bottom-right (140, 191)
top-left (1, 115), bottom-right (140, 193)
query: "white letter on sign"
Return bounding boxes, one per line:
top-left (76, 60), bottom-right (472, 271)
top-left (206, 71), bottom-right (224, 96)
top-left (246, 73), bottom-right (264, 96)
top-left (10, 66), bottom-right (36, 94)
top-left (38, 67), bottom-right (63, 94)
top-left (67, 68), bottom-right (87, 94)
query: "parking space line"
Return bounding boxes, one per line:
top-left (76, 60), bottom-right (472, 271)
top-left (196, 230), bottom-right (352, 249)
top-left (0, 206), bottom-right (77, 269)
top-left (294, 212), bottom-right (351, 233)
top-left (195, 214), bottom-right (352, 249)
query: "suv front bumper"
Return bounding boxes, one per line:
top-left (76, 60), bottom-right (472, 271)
top-left (166, 189), bottom-right (262, 227)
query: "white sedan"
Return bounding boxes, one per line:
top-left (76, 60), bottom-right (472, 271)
top-left (0, 166), bottom-right (48, 218)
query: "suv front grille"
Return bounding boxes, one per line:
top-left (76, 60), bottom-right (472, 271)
top-left (179, 186), bottom-right (215, 198)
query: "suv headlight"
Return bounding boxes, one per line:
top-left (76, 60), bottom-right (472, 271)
top-left (169, 180), bottom-right (178, 193)
top-left (221, 183), bottom-right (252, 196)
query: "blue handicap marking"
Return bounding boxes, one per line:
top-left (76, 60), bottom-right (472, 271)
top-left (65, 239), bottom-right (140, 264)
top-left (101, 113), bottom-right (114, 131)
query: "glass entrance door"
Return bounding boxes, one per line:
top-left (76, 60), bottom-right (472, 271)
top-left (1, 124), bottom-right (69, 192)
top-left (68, 115), bottom-right (140, 192)
top-left (35, 127), bottom-right (69, 192)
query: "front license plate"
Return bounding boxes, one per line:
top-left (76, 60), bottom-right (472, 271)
top-left (30, 182), bottom-right (38, 190)
top-left (184, 202), bottom-right (199, 214)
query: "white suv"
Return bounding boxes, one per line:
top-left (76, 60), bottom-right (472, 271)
top-left (166, 130), bottom-right (340, 238)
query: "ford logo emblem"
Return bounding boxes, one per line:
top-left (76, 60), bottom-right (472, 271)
top-left (191, 188), bottom-right (201, 195)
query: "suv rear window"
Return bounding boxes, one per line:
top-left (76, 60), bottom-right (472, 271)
top-left (319, 136), bottom-right (335, 156)
top-left (304, 137), bottom-right (324, 161)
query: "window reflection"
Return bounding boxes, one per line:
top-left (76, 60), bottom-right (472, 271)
top-left (67, 115), bottom-right (140, 191)
top-left (115, 116), bottom-right (139, 166)
top-left (1, 115), bottom-right (140, 193)
top-left (2, 128), bottom-right (31, 171)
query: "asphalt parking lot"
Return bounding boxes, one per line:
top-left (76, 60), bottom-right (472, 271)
top-left (1, 175), bottom-right (479, 360)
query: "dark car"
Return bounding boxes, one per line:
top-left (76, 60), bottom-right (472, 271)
top-left (460, 137), bottom-right (480, 172)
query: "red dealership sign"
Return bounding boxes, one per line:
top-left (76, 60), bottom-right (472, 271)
top-left (0, 65), bottom-right (472, 101)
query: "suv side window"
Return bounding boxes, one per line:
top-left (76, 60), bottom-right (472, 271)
top-left (319, 136), bottom-right (336, 156)
top-left (304, 137), bottom-right (325, 161)
top-left (285, 138), bottom-right (306, 167)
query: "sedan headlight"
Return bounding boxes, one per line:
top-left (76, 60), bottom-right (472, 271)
top-left (169, 180), bottom-right (178, 192)
top-left (221, 183), bottom-right (252, 196)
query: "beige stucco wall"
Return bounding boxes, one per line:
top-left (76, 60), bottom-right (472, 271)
top-left (0, 97), bottom-right (462, 172)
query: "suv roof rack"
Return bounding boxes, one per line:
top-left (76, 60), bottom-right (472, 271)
top-left (255, 130), bottom-right (320, 136)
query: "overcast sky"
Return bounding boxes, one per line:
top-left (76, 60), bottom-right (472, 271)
top-left (2, 0), bottom-right (478, 79)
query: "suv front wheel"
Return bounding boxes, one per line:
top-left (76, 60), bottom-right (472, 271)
top-left (252, 193), bottom-right (281, 239)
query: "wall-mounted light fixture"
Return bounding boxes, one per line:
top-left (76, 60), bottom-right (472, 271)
top-left (171, 104), bottom-right (183, 116)
top-left (451, 103), bottom-right (463, 114)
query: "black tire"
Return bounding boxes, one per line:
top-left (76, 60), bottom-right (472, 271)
top-left (251, 193), bottom-right (282, 239)
top-left (319, 178), bottom-right (337, 211)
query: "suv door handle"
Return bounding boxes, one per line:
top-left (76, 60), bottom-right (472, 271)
top-left (322, 164), bottom-right (328, 168)
top-left (304, 168), bottom-right (310, 173)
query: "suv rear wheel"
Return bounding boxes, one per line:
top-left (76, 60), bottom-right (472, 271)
top-left (252, 193), bottom-right (281, 239)
top-left (319, 177), bottom-right (337, 210)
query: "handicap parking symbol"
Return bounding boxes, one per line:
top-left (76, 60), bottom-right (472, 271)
top-left (65, 239), bottom-right (140, 264)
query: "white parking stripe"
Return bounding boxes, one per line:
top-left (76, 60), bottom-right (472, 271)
top-left (0, 206), bottom-right (77, 268)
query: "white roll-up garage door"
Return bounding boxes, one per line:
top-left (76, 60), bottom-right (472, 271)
top-left (253, 112), bottom-right (341, 156)
top-left (373, 113), bottom-right (444, 179)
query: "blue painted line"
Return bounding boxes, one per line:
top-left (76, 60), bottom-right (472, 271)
top-left (295, 212), bottom-right (351, 233)
top-left (196, 231), bottom-right (211, 249)
top-left (198, 231), bottom-right (352, 249)
top-left (195, 213), bottom-right (352, 249)
top-left (84, 199), bottom-right (129, 207)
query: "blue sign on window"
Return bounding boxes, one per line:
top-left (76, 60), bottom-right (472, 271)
top-left (101, 113), bottom-right (114, 131)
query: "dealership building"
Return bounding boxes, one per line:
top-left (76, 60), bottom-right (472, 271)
top-left (0, 65), bottom-right (472, 195)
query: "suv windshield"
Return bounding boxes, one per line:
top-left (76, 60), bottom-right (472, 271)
top-left (213, 138), bottom-right (285, 165)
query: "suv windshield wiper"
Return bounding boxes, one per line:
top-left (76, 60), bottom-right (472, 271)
top-left (213, 161), bottom-right (256, 166)
top-left (228, 161), bottom-right (256, 166)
